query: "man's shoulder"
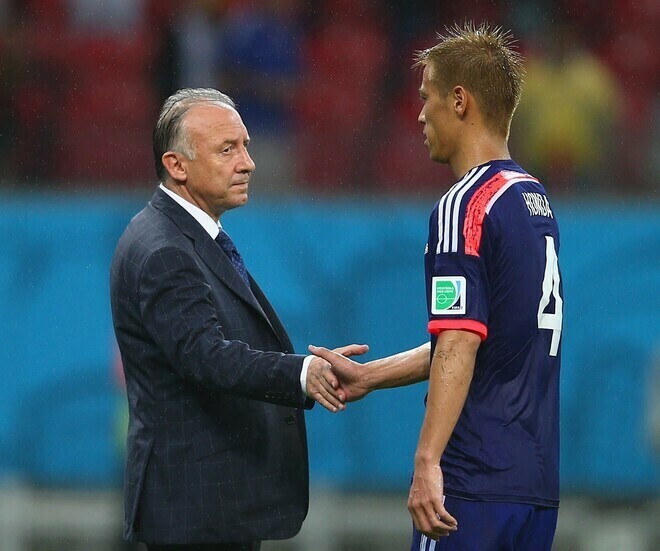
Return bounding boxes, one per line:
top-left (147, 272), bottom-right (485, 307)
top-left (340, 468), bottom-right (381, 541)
top-left (113, 200), bottom-right (192, 268)
top-left (120, 205), bottom-right (161, 246)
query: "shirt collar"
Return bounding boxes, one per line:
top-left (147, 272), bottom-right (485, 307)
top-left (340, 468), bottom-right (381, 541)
top-left (159, 183), bottom-right (221, 238)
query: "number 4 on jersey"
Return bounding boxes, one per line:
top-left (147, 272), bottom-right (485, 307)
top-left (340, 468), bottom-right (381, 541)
top-left (538, 236), bottom-right (563, 357)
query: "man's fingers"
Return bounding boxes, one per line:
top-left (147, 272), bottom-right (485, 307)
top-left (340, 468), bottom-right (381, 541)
top-left (313, 391), bottom-right (342, 413)
top-left (311, 381), bottom-right (343, 412)
top-left (321, 364), bottom-right (340, 390)
top-left (318, 372), bottom-right (345, 404)
top-left (305, 356), bottom-right (348, 409)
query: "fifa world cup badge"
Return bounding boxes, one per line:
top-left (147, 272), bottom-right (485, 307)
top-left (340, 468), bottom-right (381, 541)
top-left (431, 276), bottom-right (466, 315)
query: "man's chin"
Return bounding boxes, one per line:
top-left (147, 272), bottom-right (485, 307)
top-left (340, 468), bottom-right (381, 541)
top-left (233, 193), bottom-right (249, 207)
top-left (220, 194), bottom-right (249, 214)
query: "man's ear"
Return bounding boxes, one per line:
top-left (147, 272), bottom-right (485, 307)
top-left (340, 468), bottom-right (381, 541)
top-left (453, 86), bottom-right (468, 118)
top-left (161, 152), bottom-right (187, 183)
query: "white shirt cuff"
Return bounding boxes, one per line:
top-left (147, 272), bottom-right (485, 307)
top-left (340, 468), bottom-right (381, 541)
top-left (300, 355), bottom-right (314, 396)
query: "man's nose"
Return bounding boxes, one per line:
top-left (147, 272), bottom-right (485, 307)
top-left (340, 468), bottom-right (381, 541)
top-left (238, 149), bottom-right (255, 173)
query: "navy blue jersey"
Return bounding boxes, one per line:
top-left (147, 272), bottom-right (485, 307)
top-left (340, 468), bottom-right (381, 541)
top-left (424, 159), bottom-right (562, 507)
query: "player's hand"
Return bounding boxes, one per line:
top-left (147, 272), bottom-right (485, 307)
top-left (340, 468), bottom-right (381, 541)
top-left (306, 344), bottom-right (369, 412)
top-left (308, 345), bottom-right (372, 402)
top-left (408, 462), bottom-right (457, 540)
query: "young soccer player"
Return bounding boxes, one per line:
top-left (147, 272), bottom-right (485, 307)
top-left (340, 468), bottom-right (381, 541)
top-left (310, 23), bottom-right (563, 550)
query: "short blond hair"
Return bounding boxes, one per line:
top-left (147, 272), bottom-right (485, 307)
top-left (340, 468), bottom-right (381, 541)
top-left (414, 22), bottom-right (525, 138)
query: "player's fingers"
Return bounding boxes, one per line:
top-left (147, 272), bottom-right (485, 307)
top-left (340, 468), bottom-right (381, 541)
top-left (434, 503), bottom-right (457, 529)
top-left (333, 343), bottom-right (369, 358)
top-left (416, 499), bottom-right (455, 539)
top-left (426, 505), bottom-right (456, 539)
top-left (410, 505), bottom-right (447, 540)
top-left (309, 346), bottom-right (355, 381)
top-left (308, 345), bottom-right (344, 364)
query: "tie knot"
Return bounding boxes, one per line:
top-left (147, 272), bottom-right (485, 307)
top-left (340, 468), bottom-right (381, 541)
top-left (215, 230), bottom-right (237, 254)
top-left (215, 230), bottom-right (249, 285)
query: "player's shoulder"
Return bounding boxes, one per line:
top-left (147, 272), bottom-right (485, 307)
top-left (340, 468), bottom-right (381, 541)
top-left (434, 161), bottom-right (537, 221)
top-left (471, 160), bottom-right (539, 202)
top-left (431, 160), bottom-right (552, 256)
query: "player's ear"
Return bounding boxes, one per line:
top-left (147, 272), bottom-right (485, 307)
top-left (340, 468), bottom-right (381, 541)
top-left (162, 151), bottom-right (188, 183)
top-left (453, 86), bottom-right (468, 118)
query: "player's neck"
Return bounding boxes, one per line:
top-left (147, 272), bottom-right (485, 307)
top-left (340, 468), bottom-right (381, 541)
top-left (450, 132), bottom-right (511, 180)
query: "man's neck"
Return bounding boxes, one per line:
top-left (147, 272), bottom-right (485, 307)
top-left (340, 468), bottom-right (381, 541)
top-left (450, 131), bottom-right (510, 180)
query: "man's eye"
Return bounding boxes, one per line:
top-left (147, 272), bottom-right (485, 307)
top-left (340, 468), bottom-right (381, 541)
top-left (222, 146), bottom-right (232, 154)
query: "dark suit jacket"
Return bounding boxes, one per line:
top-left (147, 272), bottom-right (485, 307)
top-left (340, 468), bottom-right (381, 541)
top-left (110, 188), bottom-right (313, 544)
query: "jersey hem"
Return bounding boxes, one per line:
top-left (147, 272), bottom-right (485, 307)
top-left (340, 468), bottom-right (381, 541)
top-left (443, 488), bottom-right (559, 508)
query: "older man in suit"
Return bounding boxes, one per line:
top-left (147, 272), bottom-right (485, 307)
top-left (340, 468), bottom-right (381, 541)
top-left (110, 88), bottom-right (365, 551)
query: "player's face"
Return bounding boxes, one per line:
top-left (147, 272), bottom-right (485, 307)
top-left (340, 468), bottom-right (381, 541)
top-left (418, 65), bottom-right (459, 164)
top-left (180, 103), bottom-right (255, 220)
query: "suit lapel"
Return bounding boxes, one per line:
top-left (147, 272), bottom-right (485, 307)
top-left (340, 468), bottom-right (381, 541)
top-left (249, 278), bottom-right (295, 353)
top-left (149, 189), bottom-right (275, 332)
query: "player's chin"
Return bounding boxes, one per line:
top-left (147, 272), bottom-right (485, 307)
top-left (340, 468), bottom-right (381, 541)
top-left (429, 150), bottom-right (448, 164)
top-left (425, 144), bottom-right (440, 162)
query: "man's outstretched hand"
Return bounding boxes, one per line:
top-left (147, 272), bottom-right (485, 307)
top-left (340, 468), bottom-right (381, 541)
top-left (308, 345), bottom-right (373, 403)
top-left (306, 343), bottom-right (369, 412)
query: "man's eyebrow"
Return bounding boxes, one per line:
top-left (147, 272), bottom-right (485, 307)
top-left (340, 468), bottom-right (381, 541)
top-left (219, 136), bottom-right (250, 147)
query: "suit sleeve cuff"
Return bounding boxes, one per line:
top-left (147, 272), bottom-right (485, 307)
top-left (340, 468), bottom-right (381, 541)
top-left (300, 355), bottom-right (314, 397)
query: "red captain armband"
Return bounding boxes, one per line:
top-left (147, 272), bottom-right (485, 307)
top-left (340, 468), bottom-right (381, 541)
top-left (428, 319), bottom-right (488, 341)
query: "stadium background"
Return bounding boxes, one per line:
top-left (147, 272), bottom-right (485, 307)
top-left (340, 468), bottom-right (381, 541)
top-left (0, 0), bottom-right (658, 550)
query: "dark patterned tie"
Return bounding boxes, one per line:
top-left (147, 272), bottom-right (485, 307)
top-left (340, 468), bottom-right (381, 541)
top-left (215, 230), bottom-right (250, 285)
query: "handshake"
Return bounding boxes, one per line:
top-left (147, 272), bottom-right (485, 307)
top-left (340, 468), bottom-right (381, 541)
top-left (305, 343), bottom-right (372, 412)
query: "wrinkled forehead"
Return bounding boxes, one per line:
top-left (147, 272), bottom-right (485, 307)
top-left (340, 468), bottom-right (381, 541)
top-left (184, 103), bottom-right (247, 136)
top-left (187, 101), bottom-right (240, 122)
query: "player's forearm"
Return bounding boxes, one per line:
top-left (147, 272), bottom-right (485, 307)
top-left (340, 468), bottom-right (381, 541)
top-left (414, 331), bottom-right (479, 466)
top-left (365, 342), bottom-right (431, 390)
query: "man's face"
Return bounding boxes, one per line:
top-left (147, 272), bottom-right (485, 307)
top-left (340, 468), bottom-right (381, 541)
top-left (180, 103), bottom-right (255, 220)
top-left (418, 65), bottom-right (457, 164)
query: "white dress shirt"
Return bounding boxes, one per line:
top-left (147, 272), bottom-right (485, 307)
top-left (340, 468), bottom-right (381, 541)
top-left (159, 184), bottom-right (313, 395)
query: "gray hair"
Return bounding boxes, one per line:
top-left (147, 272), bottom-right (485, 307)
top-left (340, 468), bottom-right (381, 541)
top-left (153, 88), bottom-right (236, 181)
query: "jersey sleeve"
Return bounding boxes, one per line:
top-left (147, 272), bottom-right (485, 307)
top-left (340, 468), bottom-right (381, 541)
top-left (427, 252), bottom-right (488, 340)
top-left (425, 168), bottom-right (501, 341)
